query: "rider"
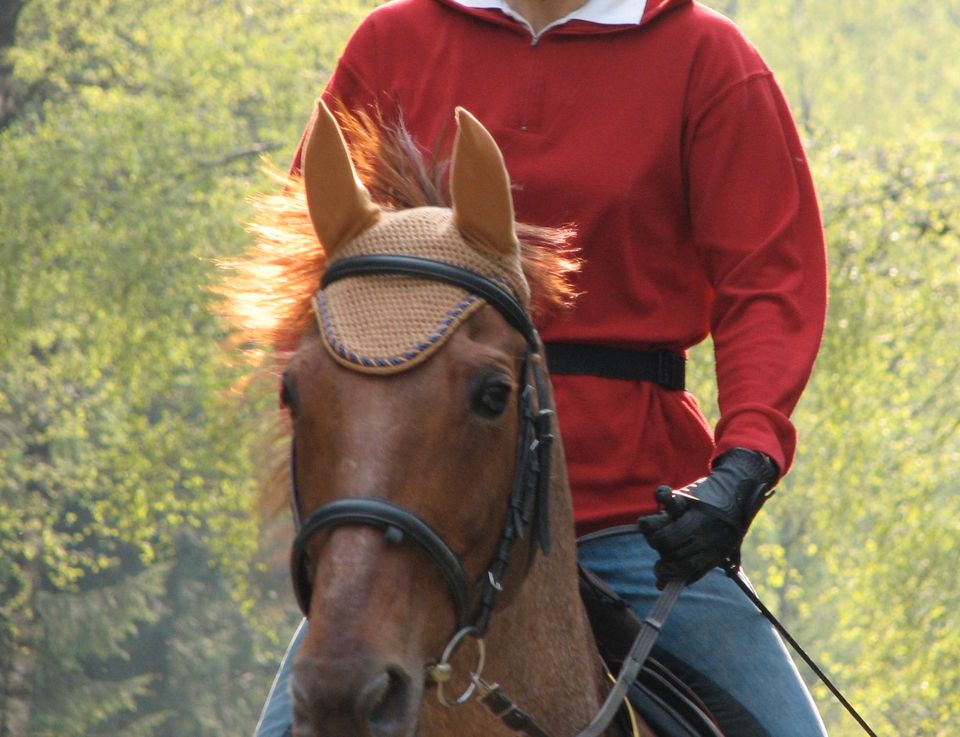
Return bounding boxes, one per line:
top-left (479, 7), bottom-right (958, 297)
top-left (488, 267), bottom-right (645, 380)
top-left (255, 0), bottom-right (829, 735)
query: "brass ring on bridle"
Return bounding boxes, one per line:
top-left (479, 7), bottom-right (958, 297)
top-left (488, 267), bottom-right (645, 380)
top-left (426, 626), bottom-right (486, 707)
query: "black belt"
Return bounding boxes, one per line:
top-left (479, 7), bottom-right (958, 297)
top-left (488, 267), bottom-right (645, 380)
top-left (544, 343), bottom-right (685, 391)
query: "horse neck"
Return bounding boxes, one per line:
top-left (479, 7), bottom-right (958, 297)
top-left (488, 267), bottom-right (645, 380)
top-left (421, 438), bottom-right (623, 737)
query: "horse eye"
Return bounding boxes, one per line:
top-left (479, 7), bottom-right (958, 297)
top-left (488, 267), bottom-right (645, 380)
top-left (281, 371), bottom-right (299, 418)
top-left (470, 374), bottom-right (512, 419)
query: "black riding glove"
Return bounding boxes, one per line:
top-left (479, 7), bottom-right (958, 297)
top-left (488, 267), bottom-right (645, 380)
top-left (637, 448), bottom-right (779, 589)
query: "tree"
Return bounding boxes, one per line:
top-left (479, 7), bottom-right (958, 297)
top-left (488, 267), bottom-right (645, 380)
top-left (726, 0), bottom-right (960, 141)
top-left (0, 0), bottom-right (369, 733)
top-left (3, 0), bottom-right (958, 734)
top-left (751, 134), bottom-right (960, 737)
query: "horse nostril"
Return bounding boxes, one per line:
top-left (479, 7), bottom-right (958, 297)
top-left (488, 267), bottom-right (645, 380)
top-left (359, 666), bottom-right (413, 737)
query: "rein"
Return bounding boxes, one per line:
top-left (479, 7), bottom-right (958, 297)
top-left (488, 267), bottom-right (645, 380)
top-left (286, 254), bottom-right (679, 737)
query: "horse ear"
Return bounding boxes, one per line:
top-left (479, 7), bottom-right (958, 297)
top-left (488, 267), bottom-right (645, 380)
top-left (450, 108), bottom-right (520, 257)
top-left (302, 99), bottom-right (380, 253)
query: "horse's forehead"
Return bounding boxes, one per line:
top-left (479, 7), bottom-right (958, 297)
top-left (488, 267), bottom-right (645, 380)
top-left (313, 207), bottom-right (528, 375)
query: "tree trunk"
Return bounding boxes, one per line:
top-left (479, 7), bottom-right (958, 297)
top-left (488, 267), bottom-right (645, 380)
top-left (0, 596), bottom-right (37, 737)
top-left (0, 539), bottom-right (39, 737)
top-left (0, 0), bottom-right (28, 130)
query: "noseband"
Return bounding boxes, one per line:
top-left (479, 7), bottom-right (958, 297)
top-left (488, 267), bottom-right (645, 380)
top-left (288, 255), bottom-right (555, 635)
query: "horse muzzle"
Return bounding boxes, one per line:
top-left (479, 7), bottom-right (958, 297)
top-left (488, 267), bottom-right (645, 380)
top-left (291, 651), bottom-right (423, 737)
top-left (288, 524), bottom-right (451, 737)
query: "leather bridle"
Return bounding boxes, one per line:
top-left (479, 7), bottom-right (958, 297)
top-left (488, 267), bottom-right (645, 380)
top-left (284, 256), bottom-right (879, 737)
top-left (285, 253), bottom-right (680, 737)
top-left (288, 254), bottom-right (555, 635)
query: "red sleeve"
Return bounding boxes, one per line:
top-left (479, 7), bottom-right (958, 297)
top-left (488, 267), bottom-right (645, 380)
top-left (684, 71), bottom-right (827, 476)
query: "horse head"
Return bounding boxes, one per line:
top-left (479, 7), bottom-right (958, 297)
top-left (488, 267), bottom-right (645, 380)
top-left (282, 101), bottom-right (585, 737)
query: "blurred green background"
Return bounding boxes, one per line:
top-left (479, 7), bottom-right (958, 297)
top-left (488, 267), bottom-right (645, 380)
top-left (1, 1), bottom-right (957, 734)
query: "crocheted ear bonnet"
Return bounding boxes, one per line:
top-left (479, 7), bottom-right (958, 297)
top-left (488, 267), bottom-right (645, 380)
top-left (313, 207), bottom-right (529, 374)
top-left (303, 100), bottom-right (528, 375)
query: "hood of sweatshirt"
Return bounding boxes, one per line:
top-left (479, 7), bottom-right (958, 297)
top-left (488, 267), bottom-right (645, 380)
top-left (434, 0), bottom-right (690, 37)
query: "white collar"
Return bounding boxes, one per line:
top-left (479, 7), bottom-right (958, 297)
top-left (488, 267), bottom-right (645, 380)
top-left (453, 0), bottom-right (647, 29)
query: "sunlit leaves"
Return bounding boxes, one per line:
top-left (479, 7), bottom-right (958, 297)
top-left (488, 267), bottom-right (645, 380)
top-left (2, 0), bottom-right (958, 734)
top-left (0, 0), bottom-right (370, 733)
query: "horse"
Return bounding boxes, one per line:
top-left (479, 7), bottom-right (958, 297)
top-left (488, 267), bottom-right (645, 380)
top-left (218, 100), bottom-right (710, 737)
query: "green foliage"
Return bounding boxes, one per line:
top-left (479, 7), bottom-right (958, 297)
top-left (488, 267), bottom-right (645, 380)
top-left (746, 134), bottom-right (960, 737)
top-left (726, 0), bottom-right (960, 140)
top-left (1, 0), bottom-right (369, 733)
top-left (0, 87), bottom-right (263, 736)
top-left (694, 3), bottom-right (960, 734)
top-left (1, 0), bottom-right (958, 734)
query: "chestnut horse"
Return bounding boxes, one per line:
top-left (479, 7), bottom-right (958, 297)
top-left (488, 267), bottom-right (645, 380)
top-left (221, 101), bottom-right (662, 737)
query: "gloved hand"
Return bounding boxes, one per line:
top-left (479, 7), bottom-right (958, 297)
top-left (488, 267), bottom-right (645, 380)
top-left (637, 448), bottom-right (779, 589)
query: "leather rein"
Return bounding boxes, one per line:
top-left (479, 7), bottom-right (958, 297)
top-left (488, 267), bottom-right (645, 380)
top-left (287, 254), bottom-right (679, 737)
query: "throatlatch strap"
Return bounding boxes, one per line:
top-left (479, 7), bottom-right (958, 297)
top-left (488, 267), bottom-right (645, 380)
top-left (544, 343), bottom-right (685, 391)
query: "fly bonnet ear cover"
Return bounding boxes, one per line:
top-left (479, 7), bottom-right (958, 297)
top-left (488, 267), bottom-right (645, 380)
top-left (303, 101), bottom-right (530, 374)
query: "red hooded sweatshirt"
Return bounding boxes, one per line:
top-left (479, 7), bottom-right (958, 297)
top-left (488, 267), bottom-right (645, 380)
top-left (293, 0), bottom-right (827, 532)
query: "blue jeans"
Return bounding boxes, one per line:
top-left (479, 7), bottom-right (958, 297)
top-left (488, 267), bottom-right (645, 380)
top-left (253, 618), bottom-right (305, 737)
top-left (577, 527), bottom-right (827, 736)
top-left (254, 528), bottom-right (827, 737)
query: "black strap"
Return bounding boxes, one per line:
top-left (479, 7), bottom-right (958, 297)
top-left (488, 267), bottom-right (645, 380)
top-left (475, 579), bottom-right (684, 737)
top-left (481, 686), bottom-right (553, 737)
top-left (575, 579), bottom-right (685, 737)
top-left (544, 343), bottom-right (685, 391)
top-left (630, 659), bottom-right (724, 737)
top-left (291, 499), bottom-right (473, 625)
top-left (303, 254), bottom-right (554, 637)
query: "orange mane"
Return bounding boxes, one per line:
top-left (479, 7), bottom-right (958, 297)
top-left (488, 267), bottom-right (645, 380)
top-left (214, 108), bottom-right (580, 513)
